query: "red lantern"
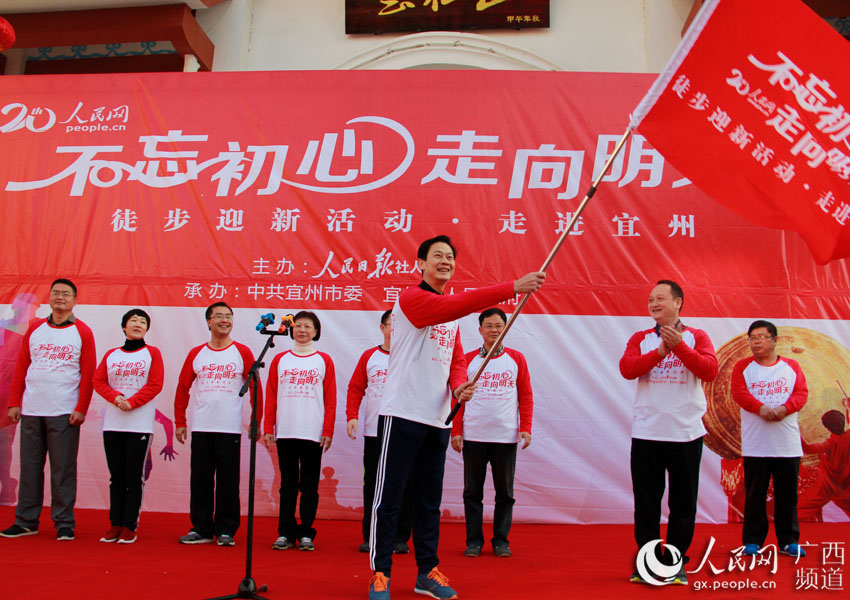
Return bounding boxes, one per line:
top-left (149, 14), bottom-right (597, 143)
top-left (0, 16), bottom-right (16, 52)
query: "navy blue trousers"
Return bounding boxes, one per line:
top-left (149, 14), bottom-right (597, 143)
top-left (370, 415), bottom-right (450, 577)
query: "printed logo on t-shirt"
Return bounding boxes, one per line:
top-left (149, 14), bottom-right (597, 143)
top-left (111, 360), bottom-right (148, 378)
top-left (369, 369), bottom-right (387, 387)
top-left (32, 343), bottom-right (76, 367)
top-left (108, 358), bottom-right (150, 391)
top-left (649, 356), bottom-right (687, 385)
top-left (278, 368), bottom-right (321, 398)
top-left (478, 370), bottom-right (516, 390)
top-left (749, 377), bottom-right (791, 406)
top-left (428, 324), bottom-right (455, 366)
top-left (197, 361), bottom-right (239, 392)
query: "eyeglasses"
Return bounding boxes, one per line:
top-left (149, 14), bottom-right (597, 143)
top-left (748, 335), bottom-right (773, 341)
top-left (50, 290), bottom-right (74, 298)
top-left (210, 314), bottom-right (233, 321)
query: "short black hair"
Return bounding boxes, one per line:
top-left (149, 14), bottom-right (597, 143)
top-left (380, 309), bottom-right (392, 325)
top-left (656, 279), bottom-right (684, 312)
top-left (205, 301), bottom-right (233, 321)
top-left (417, 235), bottom-right (457, 261)
top-left (294, 310), bottom-right (321, 341)
top-left (122, 308), bottom-right (151, 330)
top-left (51, 278), bottom-right (77, 297)
top-left (479, 307), bottom-right (507, 326)
top-left (748, 320), bottom-right (777, 338)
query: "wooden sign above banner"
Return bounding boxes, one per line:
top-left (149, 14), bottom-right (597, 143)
top-left (345, 0), bottom-right (549, 34)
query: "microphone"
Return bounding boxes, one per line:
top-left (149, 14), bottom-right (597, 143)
top-left (278, 314), bottom-right (295, 335)
top-left (255, 313), bottom-right (275, 331)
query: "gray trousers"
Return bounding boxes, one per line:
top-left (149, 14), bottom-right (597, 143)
top-left (14, 414), bottom-right (80, 530)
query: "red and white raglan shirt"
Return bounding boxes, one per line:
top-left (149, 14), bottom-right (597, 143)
top-left (264, 350), bottom-right (336, 442)
top-left (451, 348), bottom-right (533, 443)
top-left (346, 346), bottom-right (389, 438)
top-left (381, 280), bottom-right (517, 428)
top-left (619, 325), bottom-right (718, 442)
top-left (9, 317), bottom-right (97, 417)
top-left (174, 342), bottom-right (261, 434)
top-left (93, 345), bottom-right (165, 434)
top-left (731, 356), bottom-right (808, 457)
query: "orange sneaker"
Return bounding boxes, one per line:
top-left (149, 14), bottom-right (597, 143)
top-left (369, 571), bottom-right (390, 600)
top-left (414, 567), bottom-right (457, 599)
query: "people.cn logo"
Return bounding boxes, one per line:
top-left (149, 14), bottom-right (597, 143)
top-left (636, 539), bottom-right (684, 586)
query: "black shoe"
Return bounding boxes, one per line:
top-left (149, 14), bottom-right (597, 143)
top-left (0, 524), bottom-right (37, 538)
top-left (464, 544), bottom-right (482, 557)
top-left (359, 541), bottom-right (370, 553)
top-left (493, 543), bottom-right (512, 557)
top-left (392, 541), bottom-right (409, 554)
top-left (672, 565), bottom-right (688, 585)
top-left (57, 527), bottom-right (74, 541)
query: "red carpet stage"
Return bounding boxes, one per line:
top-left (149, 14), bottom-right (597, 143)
top-left (0, 506), bottom-right (844, 599)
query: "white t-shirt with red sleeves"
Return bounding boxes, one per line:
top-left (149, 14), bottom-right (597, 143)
top-left (382, 303), bottom-right (459, 428)
top-left (619, 326), bottom-right (718, 442)
top-left (174, 342), bottom-right (257, 434)
top-left (346, 346), bottom-right (389, 438)
top-left (381, 281), bottom-right (516, 429)
top-left (11, 318), bottom-right (97, 417)
top-left (456, 348), bottom-right (533, 444)
top-left (265, 350), bottom-right (336, 443)
top-left (732, 356), bottom-right (807, 457)
top-left (94, 345), bottom-right (164, 433)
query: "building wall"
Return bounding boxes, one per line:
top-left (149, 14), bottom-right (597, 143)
top-left (197, 0), bottom-right (694, 72)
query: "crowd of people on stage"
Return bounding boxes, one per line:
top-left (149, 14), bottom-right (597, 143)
top-left (0, 234), bottom-right (846, 599)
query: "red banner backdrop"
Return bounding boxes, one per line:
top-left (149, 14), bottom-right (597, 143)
top-left (1, 69), bottom-right (849, 320)
top-left (632, 0), bottom-right (850, 264)
top-left (2, 70), bottom-right (850, 530)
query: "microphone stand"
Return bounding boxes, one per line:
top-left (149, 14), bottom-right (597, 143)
top-left (207, 325), bottom-right (287, 600)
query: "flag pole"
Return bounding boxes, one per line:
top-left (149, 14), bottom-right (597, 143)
top-left (445, 128), bottom-right (633, 425)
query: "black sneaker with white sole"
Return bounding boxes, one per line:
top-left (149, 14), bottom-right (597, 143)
top-left (0, 524), bottom-right (37, 538)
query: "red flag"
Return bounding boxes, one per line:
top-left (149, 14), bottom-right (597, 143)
top-left (630, 0), bottom-right (850, 264)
